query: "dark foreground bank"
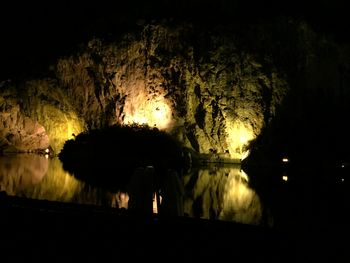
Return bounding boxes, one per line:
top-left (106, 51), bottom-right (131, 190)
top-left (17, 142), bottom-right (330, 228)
top-left (0, 193), bottom-right (347, 262)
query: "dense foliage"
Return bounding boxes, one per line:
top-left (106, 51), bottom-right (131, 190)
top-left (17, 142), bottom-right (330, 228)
top-left (58, 124), bottom-right (186, 190)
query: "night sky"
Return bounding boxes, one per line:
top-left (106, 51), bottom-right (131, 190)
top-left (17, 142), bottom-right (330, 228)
top-left (0, 0), bottom-right (349, 80)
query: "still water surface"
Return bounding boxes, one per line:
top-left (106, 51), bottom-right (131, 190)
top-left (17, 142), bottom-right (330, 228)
top-left (5, 154), bottom-right (350, 228)
top-left (0, 153), bottom-right (303, 227)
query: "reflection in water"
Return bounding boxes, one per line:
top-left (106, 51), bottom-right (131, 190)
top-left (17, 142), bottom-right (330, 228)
top-left (111, 191), bottom-right (130, 209)
top-left (183, 165), bottom-right (262, 225)
top-left (159, 169), bottom-right (185, 216)
top-left (0, 155), bottom-right (263, 225)
top-left (127, 166), bottom-right (155, 215)
top-left (0, 154), bottom-right (111, 206)
top-left (0, 154), bottom-right (48, 194)
top-left (21, 157), bottom-right (85, 203)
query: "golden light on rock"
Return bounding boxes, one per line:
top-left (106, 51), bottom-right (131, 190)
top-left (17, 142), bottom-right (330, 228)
top-left (36, 104), bottom-right (84, 153)
top-left (67, 121), bottom-right (75, 140)
top-left (122, 96), bottom-right (173, 130)
top-left (225, 120), bottom-right (255, 160)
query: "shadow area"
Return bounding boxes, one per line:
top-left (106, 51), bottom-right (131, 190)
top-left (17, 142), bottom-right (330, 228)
top-left (58, 124), bottom-right (187, 196)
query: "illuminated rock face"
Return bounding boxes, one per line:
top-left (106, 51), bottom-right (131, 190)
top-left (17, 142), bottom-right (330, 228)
top-left (21, 80), bottom-right (85, 153)
top-left (0, 80), bottom-right (84, 153)
top-left (0, 23), bottom-right (288, 158)
top-left (0, 91), bottom-right (49, 153)
top-left (55, 24), bottom-right (287, 159)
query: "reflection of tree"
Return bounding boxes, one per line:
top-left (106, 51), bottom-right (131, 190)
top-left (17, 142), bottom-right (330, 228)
top-left (0, 154), bottom-right (48, 195)
top-left (159, 169), bottom-right (184, 217)
top-left (183, 166), bottom-right (262, 225)
top-left (127, 166), bottom-right (154, 215)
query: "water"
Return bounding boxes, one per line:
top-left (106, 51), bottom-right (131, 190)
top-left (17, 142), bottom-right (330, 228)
top-left (0, 154), bottom-right (112, 206)
top-left (1, 154), bottom-right (348, 229)
top-left (182, 166), bottom-right (263, 225)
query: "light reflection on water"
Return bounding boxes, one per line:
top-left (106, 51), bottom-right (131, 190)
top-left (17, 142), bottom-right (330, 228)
top-left (0, 154), bottom-right (264, 225)
top-left (0, 154), bottom-right (109, 205)
top-left (0, 154), bottom-right (48, 193)
top-left (183, 165), bottom-right (262, 225)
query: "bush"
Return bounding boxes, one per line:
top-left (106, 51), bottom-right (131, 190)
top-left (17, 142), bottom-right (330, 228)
top-left (58, 124), bottom-right (185, 191)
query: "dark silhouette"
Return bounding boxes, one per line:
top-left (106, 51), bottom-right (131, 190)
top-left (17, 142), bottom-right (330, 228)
top-left (127, 166), bottom-right (155, 215)
top-left (159, 168), bottom-right (184, 217)
top-left (58, 124), bottom-right (185, 192)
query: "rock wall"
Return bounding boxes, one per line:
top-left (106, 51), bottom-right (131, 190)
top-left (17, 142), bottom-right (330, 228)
top-left (5, 19), bottom-right (346, 162)
top-left (54, 22), bottom-right (287, 159)
top-left (0, 84), bottom-right (49, 153)
top-left (0, 79), bottom-right (84, 154)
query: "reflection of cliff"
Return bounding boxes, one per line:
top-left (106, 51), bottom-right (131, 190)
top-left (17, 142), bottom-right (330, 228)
top-left (22, 157), bottom-right (122, 206)
top-left (20, 157), bottom-right (84, 202)
top-left (0, 154), bottom-right (48, 194)
top-left (183, 166), bottom-right (262, 225)
top-left (0, 155), bottom-right (111, 205)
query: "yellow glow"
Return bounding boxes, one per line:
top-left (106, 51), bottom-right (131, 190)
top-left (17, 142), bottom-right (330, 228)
top-left (45, 148), bottom-right (50, 153)
top-left (29, 158), bottom-right (83, 202)
top-left (38, 104), bottom-right (84, 153)
top-left (67, 122), bottom-right (74, 140)
top-left (240, 169), bottom-right (249, 182)
top-left (152, 192), bottom-right (159, 214)
top-left (0, 155), bottom-right (130, 207)
top-left (282, 175), bottom-right (288, 181)
top-left (0, 154), bottom-right (48, 195)
top-left (115, 191), bottom-right (129, 209)
top-left (220, 168), bottom-right (262, 224)
top-left (184, 166), bottom-right (262, 225)
top-left (282, 158), bottom-right (289, 163)
top-left (45, 154), bottom-right (49, 159)
top-left (225, 120), bottom-right (255, 160)
top-left (123, 96), bottom-right (172, 130)
top-left (50, 117), bottom-right (83, 153)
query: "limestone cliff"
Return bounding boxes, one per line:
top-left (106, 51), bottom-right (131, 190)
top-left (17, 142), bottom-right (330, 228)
top-left (53, 22), bottom-right (288, 159)
top-left (0, 83), bottom-right (49, 153)
top-left (3, 19), bottom-right (345, 162)
top-left (0, 79), bottom-right (84, 154)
